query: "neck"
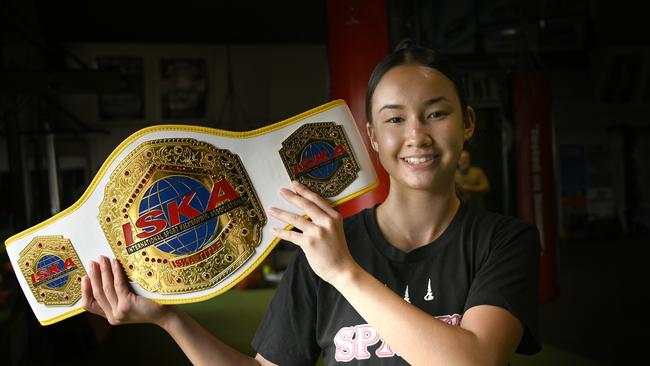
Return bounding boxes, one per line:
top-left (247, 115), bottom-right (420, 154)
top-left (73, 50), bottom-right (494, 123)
top-left (377, 184), bottom-right (460, 253)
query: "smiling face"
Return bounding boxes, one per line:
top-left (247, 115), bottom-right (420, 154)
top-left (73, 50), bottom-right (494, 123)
top-left (367, 63), bottom-right (475, 193)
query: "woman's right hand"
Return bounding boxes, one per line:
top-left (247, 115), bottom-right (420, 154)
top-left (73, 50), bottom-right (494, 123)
top-left (82, 255), bottom-right (170, 326)
top-left (82, 256), bottom-right (267, 366)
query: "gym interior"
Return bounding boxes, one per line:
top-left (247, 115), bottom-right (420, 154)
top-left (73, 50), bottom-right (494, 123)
top-left (1, 1), bottom-right (648, 365)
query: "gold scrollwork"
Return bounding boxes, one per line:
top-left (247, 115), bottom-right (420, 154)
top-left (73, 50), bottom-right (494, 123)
top-left (98, 138), bottom-right (266, 293)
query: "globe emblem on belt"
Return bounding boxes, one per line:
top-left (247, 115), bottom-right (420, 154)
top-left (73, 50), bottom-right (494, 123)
top-left (36, 255), bottom-right (69, 288)
top-left (279, 122), bottom-right (360, 197)
top-left (138, 175), bottom-right (218, 255)
top-left (300, 141), bottom-right (339, 180)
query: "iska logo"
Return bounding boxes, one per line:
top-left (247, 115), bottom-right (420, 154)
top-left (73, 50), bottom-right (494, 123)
top-left (19, 236), bottom-right (86, 306)
top-left (293, 141), bottom-right (349, 180)
top-left (30, 255), bottom-right (77, 287)
top-left (280, 122), bottom-right (360, 198)
top-left (121, 175), bottom-right (240, 255)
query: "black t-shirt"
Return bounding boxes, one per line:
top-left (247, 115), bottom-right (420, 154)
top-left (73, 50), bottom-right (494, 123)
top-left (252, 203), bottom-right (541, 365)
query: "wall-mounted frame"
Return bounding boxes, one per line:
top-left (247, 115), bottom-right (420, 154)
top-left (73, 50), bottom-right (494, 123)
top-left (159, 58), bottom-right (208, 119)
top-left (96, 56), bottom-right (145, 120)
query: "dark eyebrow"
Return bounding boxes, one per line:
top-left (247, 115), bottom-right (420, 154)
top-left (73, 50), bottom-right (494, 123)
top-left (378, 104), bottom-right (403, 113)
top-left (424, 96), bottom-right (449, 106)
top-left (378, 97), bottom-right (450, 113)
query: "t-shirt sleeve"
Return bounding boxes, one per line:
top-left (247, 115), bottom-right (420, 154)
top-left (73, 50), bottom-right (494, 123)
top-left (477, 168), bottom-right (490, 189)
top-left (464, 221), bottom-right (542, 354)
top-left (251, 247), bottom-right (320, 365)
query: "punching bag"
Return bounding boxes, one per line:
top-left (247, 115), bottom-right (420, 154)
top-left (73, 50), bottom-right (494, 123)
top-left (326, 0), bottom-right (390, 216)
top-left (513, 72), bottom-right (559, 303)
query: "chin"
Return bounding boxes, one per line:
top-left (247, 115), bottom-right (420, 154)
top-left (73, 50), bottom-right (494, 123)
top-left (404, 173), bottom-right (455, 193)
top-left (399, 178), bottom-right (438, 191)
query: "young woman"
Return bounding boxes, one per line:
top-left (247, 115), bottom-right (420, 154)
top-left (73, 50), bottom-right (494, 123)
top-left (82, 45), bottom-right (541, 365)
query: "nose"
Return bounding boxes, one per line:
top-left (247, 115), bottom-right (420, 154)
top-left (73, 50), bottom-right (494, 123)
top-left (405, 117), bottom-right (432, 147)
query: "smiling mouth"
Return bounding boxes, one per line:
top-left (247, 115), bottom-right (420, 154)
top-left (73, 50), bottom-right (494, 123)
top-left (401, 155), bottom-right (438, 164)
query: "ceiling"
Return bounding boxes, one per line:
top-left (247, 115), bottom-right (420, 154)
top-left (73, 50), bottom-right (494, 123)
top-left (2, 0), bottom-right (645, 52)
top-left (32, 0), bottom-right (328, 44)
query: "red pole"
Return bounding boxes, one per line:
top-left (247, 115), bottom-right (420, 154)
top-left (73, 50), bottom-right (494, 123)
top-left (326, 0), bottom-right (390, 217)
top-left (513, 72), bottom-right (559, 303)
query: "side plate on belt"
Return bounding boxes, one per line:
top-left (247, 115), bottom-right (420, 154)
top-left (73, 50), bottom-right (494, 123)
top-left (19, 236), bottom-right (86, 306)
top-left (279, 122), bottom-right (360, 197)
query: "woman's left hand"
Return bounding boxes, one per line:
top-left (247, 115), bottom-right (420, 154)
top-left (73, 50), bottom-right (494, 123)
top-left (267, 181), bottom-right (357, 285)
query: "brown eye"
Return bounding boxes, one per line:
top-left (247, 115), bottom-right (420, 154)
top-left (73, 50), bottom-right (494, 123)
top-left (427, 111), bottom-right (449, 120)
top-left (387, 117), bottom-right (403, 124)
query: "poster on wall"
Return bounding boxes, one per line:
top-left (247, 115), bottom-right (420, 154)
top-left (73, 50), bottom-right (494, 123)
top-left (96, 56), bottom-right (145, 120)
top-left (160, 58), bottom-right (208, 119)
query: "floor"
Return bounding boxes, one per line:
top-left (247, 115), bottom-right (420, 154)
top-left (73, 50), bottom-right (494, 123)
top-left (532, 233), bottom-right (648, 365)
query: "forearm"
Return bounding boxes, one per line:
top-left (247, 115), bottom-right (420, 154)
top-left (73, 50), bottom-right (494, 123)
top-left (332, 266), bottom-right (487, 366)
top-left (476, 180), bottom-right (489, 192)
top-left (157, 307), bottom-right (259, 366)
top-left (463, 181), bottom-right (488, 192)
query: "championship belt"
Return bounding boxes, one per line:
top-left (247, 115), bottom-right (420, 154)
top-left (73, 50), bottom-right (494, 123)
top-left (4, 100), bottom-right (377, 325)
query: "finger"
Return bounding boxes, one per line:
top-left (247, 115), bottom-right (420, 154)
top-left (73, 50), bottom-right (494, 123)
top-left (81, 270), bottom-right (106, 317)
top-left (267, 207), bottom-right (313, 232)
top-left (271, 227), bottom-right (304, 246)
top-left (88, 260), bottom-right (112, 315)
top-left (292, 181), bottom-right (338, 216)
top-left (99, 256), bottom-right (118, 309)
top-left (111, 257), bottom-right (131, 299)
top-left (279, 187), bottom-right (331, 224)
top-left (81, 275), bottom-right (91, 307)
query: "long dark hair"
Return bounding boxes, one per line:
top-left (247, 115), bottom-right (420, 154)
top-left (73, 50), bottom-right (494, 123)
top-left (365, 44), bottom-right (467, 123)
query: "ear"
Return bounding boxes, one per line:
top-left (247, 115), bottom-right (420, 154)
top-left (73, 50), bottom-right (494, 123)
top-left (366, 122), bottom-right (379, 152)
top-left (463, 106), bottom-right (476, 141)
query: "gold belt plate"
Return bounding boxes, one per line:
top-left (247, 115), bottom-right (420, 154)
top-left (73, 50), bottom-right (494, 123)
top-left (98, 138), bottom-right (266, 294)
top-left (19, 235), bottom-right (86, 306)
top-left (279, 122), bottom-right (360, 197)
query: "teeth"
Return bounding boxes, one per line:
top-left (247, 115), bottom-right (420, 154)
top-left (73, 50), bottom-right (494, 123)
top-left (403, 156), bottom-right (433, 164)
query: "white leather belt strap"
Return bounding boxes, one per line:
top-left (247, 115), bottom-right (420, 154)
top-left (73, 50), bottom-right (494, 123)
top-left (5, 100), bottom-right (378, 325)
